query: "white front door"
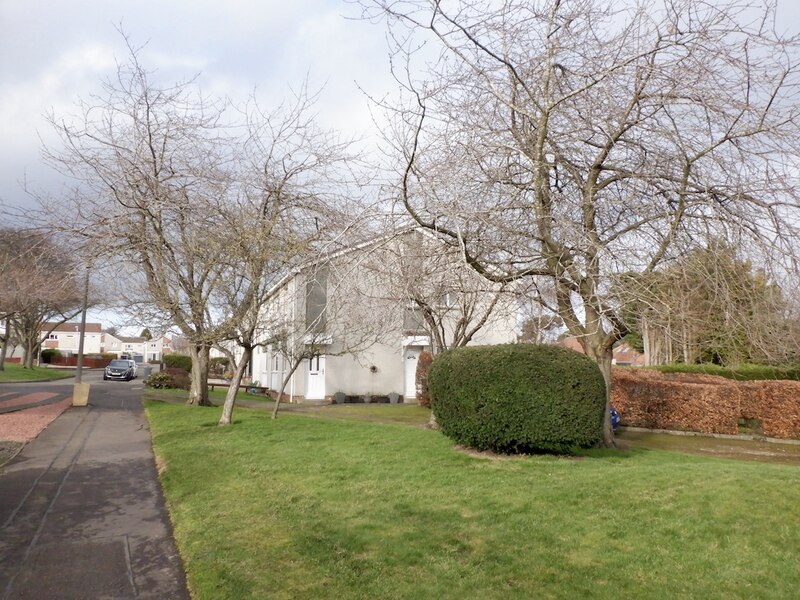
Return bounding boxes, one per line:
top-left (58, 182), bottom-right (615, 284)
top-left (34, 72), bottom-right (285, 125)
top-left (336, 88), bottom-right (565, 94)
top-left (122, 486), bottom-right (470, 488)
top-left (306, 354), bottom-right (325, 399)
top-left (270, 352), bottom-right (282, 391)
top-left (404, 348), bottom-right (421, 402)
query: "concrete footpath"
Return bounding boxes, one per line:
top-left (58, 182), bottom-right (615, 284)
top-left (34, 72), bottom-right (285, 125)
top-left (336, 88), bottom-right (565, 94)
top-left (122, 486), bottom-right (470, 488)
top-left (0, 375), bottom-right (189, 599)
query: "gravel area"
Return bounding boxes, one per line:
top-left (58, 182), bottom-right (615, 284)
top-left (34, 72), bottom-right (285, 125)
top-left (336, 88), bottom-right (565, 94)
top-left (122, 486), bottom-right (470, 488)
top-left (0, 397), bottom-right (72, 444)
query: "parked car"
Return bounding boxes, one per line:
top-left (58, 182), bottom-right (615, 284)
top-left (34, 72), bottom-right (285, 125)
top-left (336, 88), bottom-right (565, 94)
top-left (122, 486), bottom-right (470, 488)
top-left (124, 359), bottom-right (138, 378)
top-left (104, 359), bottom-right (136, 381)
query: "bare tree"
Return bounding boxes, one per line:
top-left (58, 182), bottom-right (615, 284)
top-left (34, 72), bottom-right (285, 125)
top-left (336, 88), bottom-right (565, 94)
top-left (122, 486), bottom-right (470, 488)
top-left (213, 93), bottom-right (359, 425)
top-left (363, 230), bottom-right (513, 354)
top-left (42, 39), bottom-right (360, 407)
top-left (363, 0), bottom-right (800, 445)
top-left (267, 251), bottom-right (400, 418)
top-left (0, 229), bottom-right (85, 368)
top-left (617, 241), bottom-right (800, 366)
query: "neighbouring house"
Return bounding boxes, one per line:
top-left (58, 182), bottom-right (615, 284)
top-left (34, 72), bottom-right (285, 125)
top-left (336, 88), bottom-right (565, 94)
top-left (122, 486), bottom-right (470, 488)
top-left (556, 336), bottom-right (645, 367)
top-left (41, 322), bottom-right (103, 355)
top-left (102, 332), bottom-right (168, 362)
top-left (238, 230), bottom-right (519, 403)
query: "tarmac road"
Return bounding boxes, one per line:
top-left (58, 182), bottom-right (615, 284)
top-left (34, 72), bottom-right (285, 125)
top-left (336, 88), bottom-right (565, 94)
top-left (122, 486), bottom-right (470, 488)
top-left (0, 370), bottom-right (189, 599)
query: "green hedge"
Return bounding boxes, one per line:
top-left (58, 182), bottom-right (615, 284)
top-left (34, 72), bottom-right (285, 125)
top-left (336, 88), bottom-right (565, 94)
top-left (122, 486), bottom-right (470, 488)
top-left (429, 344), bottom-right (606, 454)
top-left (163, 353), bottom-right (192, 372)
top-left (41, 349), bottom-right (61, 362)
top-left (649, 363), bottom-right (800, 381)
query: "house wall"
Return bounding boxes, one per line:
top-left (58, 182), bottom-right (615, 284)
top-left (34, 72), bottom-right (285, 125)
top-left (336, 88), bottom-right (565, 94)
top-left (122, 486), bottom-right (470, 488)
top-left (254, 234), bottom-right (520, 403)
top-left (44, 332), bottom-right (102, 354)
top-left (325, 336), bottom-right (408, 398)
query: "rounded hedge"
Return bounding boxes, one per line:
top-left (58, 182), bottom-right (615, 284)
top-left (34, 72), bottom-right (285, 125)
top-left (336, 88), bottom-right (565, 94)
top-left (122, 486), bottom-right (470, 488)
top-left (429, 344), bottom-right (606, 454)
top-left (162, 353), bottom-right (192, 372)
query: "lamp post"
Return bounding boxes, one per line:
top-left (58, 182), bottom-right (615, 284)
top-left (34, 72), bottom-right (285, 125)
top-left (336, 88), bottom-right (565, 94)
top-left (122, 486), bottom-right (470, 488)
top-left (72, 264), bottom-right (91, 406)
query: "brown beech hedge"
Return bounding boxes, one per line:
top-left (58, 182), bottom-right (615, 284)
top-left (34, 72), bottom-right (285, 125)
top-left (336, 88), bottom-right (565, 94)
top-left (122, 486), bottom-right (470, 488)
top-left (612, 369), bottom-right (800, 439)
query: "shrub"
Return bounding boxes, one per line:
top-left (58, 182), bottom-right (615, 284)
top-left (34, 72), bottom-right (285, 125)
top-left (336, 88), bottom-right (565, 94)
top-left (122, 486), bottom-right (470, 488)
top-left (164, 367), bottom-right (192, 390)
top-left (613, 369), bottom-right (800, 439)
top-left (144, 372), bottom-right (174, 389)
top-left (145, 369), bottom-right (191, 390)
top-left (415, 351), bottom-right (434, 407)
top-left (163, 353), bottom-right (192, 372)
top-left (40, 349), bottom-right (61, 363)
top-left (429, 344), bottom-right (606, 454)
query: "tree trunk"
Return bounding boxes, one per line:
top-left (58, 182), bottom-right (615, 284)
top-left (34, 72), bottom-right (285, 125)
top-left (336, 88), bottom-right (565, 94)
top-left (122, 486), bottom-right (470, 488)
top-left (22, 333), bottom-right (36, 369)
top-left (584, 342), bottom-right (616, 448)
top-left (188, 344), bottom-right (212, 406)
top-left (218, 347), bottom-right (252, 426)
top-left (0, 317), bottom-right (8, 371)
top-left (271, 357), bottom-right (304, 420)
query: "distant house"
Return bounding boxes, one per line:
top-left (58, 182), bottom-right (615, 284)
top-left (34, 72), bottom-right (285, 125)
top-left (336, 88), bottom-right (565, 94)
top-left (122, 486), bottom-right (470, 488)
top-left (102, 333), bottom-right (168, 362)
top-left (41, 322), bottom-right (103, 355)
top-left (556, 336), bottom-right (645, 367)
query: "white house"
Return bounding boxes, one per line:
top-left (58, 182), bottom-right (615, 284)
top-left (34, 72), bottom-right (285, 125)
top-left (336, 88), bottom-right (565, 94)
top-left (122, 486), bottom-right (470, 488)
top-left (246, 230), bottom-right (519, 403)
top-left (102, 332), bottom-right (169, 362)
top-left (42, 322), bottom-right (103, 355)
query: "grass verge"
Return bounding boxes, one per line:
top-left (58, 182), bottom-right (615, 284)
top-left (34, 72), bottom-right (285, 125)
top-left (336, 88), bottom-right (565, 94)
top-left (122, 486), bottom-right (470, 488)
top-left (0, 363), bottom-right (75, 383)
top-left (146, 401), bottom-right (800, 600)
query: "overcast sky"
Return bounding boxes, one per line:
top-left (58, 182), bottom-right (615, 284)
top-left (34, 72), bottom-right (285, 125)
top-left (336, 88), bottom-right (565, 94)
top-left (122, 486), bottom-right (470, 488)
top-left (0, 0), bottom-right (394, 212)
top-left (2, 0), bottom-right (800, 212)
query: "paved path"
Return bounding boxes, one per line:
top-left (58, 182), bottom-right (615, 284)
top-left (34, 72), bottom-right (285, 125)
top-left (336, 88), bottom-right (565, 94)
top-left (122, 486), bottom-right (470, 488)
top-left (0, 373), bottom-right (189, 599)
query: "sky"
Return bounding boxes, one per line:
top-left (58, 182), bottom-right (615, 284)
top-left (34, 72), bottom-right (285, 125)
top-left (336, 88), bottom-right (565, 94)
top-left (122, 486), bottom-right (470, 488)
top-left (2, 0), bottom-right (800, 330)
top-left (0, 0), bottom-right (395, 212)
top-left (3, 0), bottom-right (800, 214)
top-left (0, 0), bottom-right (399, 331)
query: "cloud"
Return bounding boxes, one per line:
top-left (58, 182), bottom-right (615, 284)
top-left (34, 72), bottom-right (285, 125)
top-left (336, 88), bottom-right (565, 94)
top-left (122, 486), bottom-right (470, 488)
top-left (0, 0), bottom-right (398, 209)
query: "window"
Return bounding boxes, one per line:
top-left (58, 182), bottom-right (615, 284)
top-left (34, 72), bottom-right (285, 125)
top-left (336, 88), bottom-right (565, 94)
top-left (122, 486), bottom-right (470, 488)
top-left (305, 266), bottom-right (328, 332)
top-left (48, 334), bottom-right (58, 340)
top-left (438, 292), bottom-right (456, 308)
top-left (403, 306), bottom-right (427, 333)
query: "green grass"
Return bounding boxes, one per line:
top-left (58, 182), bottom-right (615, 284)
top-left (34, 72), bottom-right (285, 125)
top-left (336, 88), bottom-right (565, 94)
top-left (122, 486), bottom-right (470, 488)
top-left (648, 363), bottom-right (800, 381)
top-left (0, 363), bottom-right (75, 382)
top-left (146, 401), bottom-right (800, 600)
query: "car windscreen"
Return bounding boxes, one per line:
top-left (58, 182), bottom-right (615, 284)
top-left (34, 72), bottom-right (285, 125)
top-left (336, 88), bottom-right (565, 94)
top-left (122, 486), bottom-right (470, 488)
top-left (109, 360), bottom-right (129, 368)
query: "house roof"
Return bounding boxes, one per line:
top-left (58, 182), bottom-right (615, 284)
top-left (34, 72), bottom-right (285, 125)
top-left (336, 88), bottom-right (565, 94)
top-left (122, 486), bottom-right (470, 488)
top-left (264, 225), bottom-right (472, 298)
top-left (118, 336), bottom-right (147, 344)
top-left (44, 322), bottom-right (102, 334)
top-left (556, 336), bottom-right (645, 365)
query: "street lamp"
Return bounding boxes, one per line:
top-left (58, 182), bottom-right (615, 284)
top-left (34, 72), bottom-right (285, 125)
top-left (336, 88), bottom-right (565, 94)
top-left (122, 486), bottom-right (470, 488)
top-left (72, 263), bottom-right (91, 407)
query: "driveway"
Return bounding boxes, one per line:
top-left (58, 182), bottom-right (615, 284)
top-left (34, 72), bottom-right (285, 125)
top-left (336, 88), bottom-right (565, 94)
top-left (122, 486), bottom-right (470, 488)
top-left (0, 370), bottom-right (189, 599)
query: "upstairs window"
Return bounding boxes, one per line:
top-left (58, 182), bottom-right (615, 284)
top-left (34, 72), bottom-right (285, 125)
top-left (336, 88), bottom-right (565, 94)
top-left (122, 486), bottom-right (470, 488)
top-left (305, 266), bottom-right (328, 333)
top-left (403, 305), bottom-right (427, 334)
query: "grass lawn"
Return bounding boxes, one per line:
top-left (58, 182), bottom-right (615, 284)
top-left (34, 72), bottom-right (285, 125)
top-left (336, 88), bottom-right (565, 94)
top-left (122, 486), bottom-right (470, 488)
top-left (0, 363), bottom-right (75, 383)
top-left (146, 401), bottom-right (800, 600)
